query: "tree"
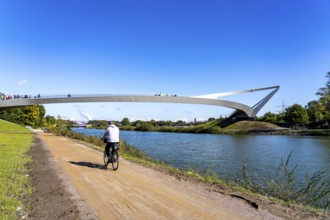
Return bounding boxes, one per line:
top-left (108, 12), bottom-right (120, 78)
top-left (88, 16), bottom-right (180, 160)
top-left (150, 119), bottom-right (157, 126)
top-left (132, 120), bottom-right (143, 127)
top-left (88, 120), bottom-right (108, 128)
top-left (45, 115), bottom-right (56, 125)
top-left (316, 72), bottom-right (330, 97)
top-left (37, 105), bottom-right (46, 126)
top-left (0, 105), bottom-right (45, 127)
top-left (135, 121), bottom-right (155, 131)
top-left (306, 100), bottom-right (327, 128)
top-left (175, 120), bottom-right (185, 126)
top-left (55, 115), bottom-right (63, 126)
top-left (22, 105), bottom-right (46, 127)
top-left (0, 107), bottom-right (24, 124)
top-left (152, 120), bottom-right (172, 127)
top-left (306, 101), bottom-right (325, 122)
top-left (284, 104), bottom-right (309, 128)
top-left (121, 117), bottom-right (130, 126)
top-left (315, 72), bottom-right (330, 122)
top-left (260, 112), bottom-right (278, 124)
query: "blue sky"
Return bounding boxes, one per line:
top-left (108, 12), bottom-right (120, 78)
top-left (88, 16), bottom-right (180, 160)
top-left (1, 0), bottom-right (329, 122)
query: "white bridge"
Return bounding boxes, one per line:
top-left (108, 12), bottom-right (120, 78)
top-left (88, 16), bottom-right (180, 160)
top-left (0, 86), bottom-right (279, 119)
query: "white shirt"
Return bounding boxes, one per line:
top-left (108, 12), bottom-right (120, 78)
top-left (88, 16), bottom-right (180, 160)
top-left (103, 125), bottom-right (119, 143)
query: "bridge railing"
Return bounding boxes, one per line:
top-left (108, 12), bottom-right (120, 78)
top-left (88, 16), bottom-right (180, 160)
top-left (1, 93), bottom-right (183, 100)
top-left (36, 93), bottom-right (156, 98)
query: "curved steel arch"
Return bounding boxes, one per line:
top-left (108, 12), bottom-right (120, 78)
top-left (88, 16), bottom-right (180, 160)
top-left (0, 86), bottom-right (279, 118)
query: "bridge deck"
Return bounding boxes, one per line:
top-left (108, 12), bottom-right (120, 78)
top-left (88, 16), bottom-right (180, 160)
top-left (0, 86), bottom-right (279, 118)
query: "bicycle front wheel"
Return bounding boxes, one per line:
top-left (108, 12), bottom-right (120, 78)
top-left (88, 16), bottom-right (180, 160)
top-left (111, 151), bottom-right (119, 171)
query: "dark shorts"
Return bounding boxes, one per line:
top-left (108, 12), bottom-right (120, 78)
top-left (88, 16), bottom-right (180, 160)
top-left (105, 142), bottom-right (119, 156)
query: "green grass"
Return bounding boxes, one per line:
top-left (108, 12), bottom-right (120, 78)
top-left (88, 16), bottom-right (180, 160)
top-left (225, 121), bottom-right (280, 130)
top-left (0, 120), bottom-right (33, 219)
top-left (0, 119), bottom-right (32, 134)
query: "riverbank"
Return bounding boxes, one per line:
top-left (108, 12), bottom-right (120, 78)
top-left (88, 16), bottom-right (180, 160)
top-left (118, 120), bottom-right (330, 136)
top-left (222, 121), bottom-right (330, 136)
top-left (246, 129), bottom-right (330, 136)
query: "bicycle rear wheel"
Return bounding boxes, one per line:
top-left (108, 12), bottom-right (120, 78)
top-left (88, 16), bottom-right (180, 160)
top-left (111, 151), bottom-right (119, 170)
top-left (103, 150), bottom-right (109, 167)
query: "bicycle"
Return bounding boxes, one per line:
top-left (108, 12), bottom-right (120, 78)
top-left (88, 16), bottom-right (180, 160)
top-left (103, 143), bottom-right (119, 170)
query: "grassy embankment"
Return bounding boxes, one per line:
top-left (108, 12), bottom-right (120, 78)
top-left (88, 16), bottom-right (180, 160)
top-left (122, 119), bottom-right (330, 135)
top-left (119, 119), bottom-right (278, 134)
top-left (0, 120), bottom-right (33, 219)
top-left (49, 124), bottom-right (330, 212)
top-left (203, 120), bottom-right (330, 136)
top-left (226, 121), bottom-right (330, 136)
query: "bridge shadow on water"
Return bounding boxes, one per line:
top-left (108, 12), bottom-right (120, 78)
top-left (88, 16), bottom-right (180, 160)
top-left (69, 161), bottom-right (107, 170)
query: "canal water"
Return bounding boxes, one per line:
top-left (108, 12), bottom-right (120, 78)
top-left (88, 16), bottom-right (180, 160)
top-left (72, 128), bottom-right (330, 183)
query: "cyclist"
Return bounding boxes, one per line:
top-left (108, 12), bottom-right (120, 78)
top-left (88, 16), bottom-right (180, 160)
top-left (103, 121), bottom-right (120, 162)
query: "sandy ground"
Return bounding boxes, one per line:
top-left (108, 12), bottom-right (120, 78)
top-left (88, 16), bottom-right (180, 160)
top-left (25, 131), bottom-right (329, 220)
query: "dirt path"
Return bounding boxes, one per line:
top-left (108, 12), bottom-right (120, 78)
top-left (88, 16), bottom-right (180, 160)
top-left (27, 131), bottom-right (328, 220)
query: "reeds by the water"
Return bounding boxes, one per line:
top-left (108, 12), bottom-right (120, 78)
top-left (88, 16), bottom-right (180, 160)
top-left (233, 152), bottom-right (330, 210)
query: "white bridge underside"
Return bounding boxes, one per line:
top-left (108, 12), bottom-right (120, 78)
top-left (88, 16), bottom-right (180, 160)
top-left (0, 86), bottom-right (279, 118)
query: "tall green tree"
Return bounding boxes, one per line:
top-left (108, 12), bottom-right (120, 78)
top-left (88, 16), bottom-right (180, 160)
top-left (22, 105), bottom-right (46, 127)
top-left (306, 100), bottom-right (325, 123)
top-left (121, 117), bottom-right (131, 126)
top-left (318, 96), bottom-right (330, 121)
top-left (284, 104), bottom-right (309, 128)
top-left (315, 72), bottom-right (330, 122)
